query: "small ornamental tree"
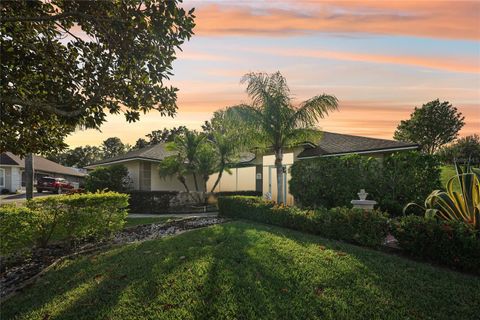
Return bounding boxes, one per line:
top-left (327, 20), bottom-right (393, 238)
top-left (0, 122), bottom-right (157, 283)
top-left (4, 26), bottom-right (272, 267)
top-left (394, 99), bottom-right (465, 154)
top-left (85, 164), bottom-right (132, 192)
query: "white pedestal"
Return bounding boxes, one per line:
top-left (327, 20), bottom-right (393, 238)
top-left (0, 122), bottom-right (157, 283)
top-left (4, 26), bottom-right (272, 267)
top-left (350, 200), bottom-right (377, 210)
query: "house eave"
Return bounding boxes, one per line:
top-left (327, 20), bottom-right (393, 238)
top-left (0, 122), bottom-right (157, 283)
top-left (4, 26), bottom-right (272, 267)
top-left (85, 157), bottom-right (163, 169)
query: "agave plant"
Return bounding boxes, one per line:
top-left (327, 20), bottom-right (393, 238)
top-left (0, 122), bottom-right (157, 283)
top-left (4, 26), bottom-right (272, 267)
top-left (404, 163), bottom-right (480, 229)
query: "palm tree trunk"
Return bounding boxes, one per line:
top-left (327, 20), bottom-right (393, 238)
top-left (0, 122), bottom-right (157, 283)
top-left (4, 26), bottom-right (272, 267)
top-left (210, 164), bottom-right (225, 193)
top-left (192, 173), bottom-right (199, 191)
top-left (275, 149), bottom-right (284, 204)
top-left (178, 176), bottom-right (190, 192)
top-left (25, 153), bottom-right (34, 200)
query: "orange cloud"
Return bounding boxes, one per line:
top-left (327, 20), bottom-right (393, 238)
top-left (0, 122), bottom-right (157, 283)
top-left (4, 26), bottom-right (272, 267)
top-left (250, 47), bottom-right (480, 74)
top-left (192, 1), bottom-right (480, 40)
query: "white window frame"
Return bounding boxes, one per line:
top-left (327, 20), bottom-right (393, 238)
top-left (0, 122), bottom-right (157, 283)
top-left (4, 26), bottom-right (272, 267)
top-left (0, 168), bottom-right (5, 188)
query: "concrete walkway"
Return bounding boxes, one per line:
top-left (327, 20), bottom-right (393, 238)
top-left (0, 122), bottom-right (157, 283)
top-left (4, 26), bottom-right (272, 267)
top-left (128, 212), bottom-right (218, 218)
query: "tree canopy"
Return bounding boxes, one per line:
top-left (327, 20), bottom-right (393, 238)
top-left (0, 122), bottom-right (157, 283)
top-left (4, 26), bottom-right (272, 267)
top-left (0, 0), bottom-right (195, 156)
top-left (437, 134), bottom-right (480, 165)
top-left (394, 100), bottom-right (465, 154)
top-left (101, 137), bottom-right (129, 159)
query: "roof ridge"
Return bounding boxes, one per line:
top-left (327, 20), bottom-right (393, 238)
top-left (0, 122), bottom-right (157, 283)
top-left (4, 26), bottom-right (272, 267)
top-left (322, 131), bottom-right (405, 143)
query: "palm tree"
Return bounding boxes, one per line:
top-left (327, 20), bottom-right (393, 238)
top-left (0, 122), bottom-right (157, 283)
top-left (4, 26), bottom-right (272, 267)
top-left (226, 71), bottom-right (338, 204)
top-left (158, 154), bottom-right (190, 192)
top-left (167, 130), bottom-right (205, 191)
top-left (203, 110), bottom-right (244, 193)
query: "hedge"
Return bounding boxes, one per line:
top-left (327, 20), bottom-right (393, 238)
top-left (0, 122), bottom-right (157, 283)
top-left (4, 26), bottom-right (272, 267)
top-left (127, 190), bottom-right (179, 214)
top-left (214, 191), bottom-right (262, 197)
top-left (218, 196), bottom-right (389, 248)
top-left (290, 152), bottom-right (441, 216)
top-left (391, 215), bottom-right (480, 274)
top-left (0, 192), bottom-right (129, 256)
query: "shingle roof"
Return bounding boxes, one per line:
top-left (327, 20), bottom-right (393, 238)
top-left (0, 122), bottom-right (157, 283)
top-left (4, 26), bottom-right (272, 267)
top-left (297, 132), bottom-right (418, 158)
top-left (0, 152), bottom-right (86, 177)
top-left (87, 143), bottom-right (176, 167)
top-left (88, 143), bottom-right (258, 168)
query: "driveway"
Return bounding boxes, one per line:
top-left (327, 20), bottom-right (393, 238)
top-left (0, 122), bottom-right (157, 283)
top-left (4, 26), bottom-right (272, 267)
top-left (0, 192), bottom-right (63, 204)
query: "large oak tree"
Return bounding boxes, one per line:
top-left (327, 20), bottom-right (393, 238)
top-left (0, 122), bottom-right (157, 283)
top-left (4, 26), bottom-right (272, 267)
top-left (0, 0), bottom-right (195, 156)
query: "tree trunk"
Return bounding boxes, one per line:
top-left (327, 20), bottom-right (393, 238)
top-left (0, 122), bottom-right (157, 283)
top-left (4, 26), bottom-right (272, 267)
top-left (275, 149), bottom-right (284, 204)
top-left (178, 176), bottom-right (190, 192)
top-left (210, 164), bottom-right (225, 193)
top-left (25, 153), bottom-right (34, 200)
top-left (192, 173), bottom-right (199, 191)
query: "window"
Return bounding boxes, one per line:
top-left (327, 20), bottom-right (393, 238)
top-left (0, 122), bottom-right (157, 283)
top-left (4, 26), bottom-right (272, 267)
top-left (0, 168), bottom-right (5, 187)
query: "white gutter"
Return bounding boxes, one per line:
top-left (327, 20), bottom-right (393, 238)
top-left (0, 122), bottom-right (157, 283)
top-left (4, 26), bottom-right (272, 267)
top-left (298, 145), bottom-right (419, 160)
top-left (85, 157), bottom-right (163, 169)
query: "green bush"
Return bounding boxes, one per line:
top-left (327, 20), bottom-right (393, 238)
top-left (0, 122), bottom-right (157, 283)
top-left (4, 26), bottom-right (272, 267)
top-left (0, 205), bottom-right (36, 256)
top-left (0, 192), bottom-right (129, 256)
top-left (289, 151), bottom-right (441, 216)
top-left (85, 164), bottom-right (132, 192)
top-left (391, 215), bottom-right (480, 273)
top-left (289, 155), bottom-right (376, 209)
top-left (218, 196), bottom-right (389, 248)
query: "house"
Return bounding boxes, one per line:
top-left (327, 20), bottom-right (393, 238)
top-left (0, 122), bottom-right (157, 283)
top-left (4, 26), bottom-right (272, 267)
top-left (208, 131), bottom-right (418, 204)
top-left (85, 132), bottom-right (417, 205)
top-left (86, 143), bottom-right (257, 193)
top-left (0, 152), bottom-right (87, 193)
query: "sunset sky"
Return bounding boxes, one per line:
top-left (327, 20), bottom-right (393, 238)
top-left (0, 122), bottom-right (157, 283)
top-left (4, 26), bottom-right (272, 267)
top-left (66, 0), bottom-right (480, 147)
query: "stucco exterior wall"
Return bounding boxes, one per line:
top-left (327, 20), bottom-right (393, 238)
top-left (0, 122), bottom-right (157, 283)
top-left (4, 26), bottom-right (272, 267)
top-left (151, 164), bottom-right (201, 192)
top-left (0, 166), bottom-right (11, 191)
top-left (0, 166), bottom-right (22, 193)
top-left (207, 167), bottom-right (256, 192)
top-left (123, 161), bottom-right (140, 190)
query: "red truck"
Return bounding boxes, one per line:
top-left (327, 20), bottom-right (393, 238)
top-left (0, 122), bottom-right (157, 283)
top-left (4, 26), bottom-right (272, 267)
top-left (36, 177), bottom-right (74, 194)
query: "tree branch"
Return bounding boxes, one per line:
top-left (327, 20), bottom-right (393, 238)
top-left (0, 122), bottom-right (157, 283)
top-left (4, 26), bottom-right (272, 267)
top-left (1, 96), bottom-right (84, 117)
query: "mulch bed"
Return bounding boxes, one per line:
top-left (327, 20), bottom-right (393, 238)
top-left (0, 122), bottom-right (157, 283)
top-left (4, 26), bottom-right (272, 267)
top-left (0, 217), bottom-right (227, 300)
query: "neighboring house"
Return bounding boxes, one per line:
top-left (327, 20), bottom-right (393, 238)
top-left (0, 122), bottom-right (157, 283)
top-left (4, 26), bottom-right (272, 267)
top-left (0, 152), bottom-right (87, 193)
top-left (208, 131), bottom-right (418, 205)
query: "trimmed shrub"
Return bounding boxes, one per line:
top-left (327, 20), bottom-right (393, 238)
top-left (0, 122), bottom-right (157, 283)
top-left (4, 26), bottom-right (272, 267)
top-left (127, 190), bottom-right (178, 214)
top-left (0, 205), bottom-right (35, 256)
top-left (0, 192), bottom-right (129, 256)
top-left (289, 151), bottom-right (441, 216)
top-left (218, 196), bottom-right (389, 248)
top-left (27, 192), bottom-right (129, 246)
top-left (85, 164), bottom-right (132, 192)
top-left (391, 215), bottom-right (480, 273)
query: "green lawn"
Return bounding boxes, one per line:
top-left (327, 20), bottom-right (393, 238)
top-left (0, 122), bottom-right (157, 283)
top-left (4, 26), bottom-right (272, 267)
top-left (3, 221), bottom-right (479, 320)
top-left (124, 217), bottom-right (173, 228)
top-left (440, 165), bottom-right (459, 191)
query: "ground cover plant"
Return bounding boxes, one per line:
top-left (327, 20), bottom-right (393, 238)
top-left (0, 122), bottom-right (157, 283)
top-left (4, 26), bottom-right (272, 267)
top-left (2, 221), bottom-right (479, 320)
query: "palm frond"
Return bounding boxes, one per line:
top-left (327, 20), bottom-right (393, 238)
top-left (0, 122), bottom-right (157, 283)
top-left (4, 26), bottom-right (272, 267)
top-left (292, 94), bottom-right (339, 128)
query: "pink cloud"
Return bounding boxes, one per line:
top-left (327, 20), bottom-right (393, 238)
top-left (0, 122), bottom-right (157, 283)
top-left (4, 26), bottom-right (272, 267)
top-left (192, 1), bottom-right (480, 40)
top-left (249, 47), bottom-right (480, 74)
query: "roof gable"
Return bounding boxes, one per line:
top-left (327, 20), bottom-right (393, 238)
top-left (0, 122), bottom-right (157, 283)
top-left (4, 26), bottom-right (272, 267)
top-left (88, 143), bottom-right (176, 167)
